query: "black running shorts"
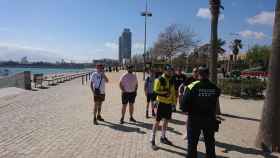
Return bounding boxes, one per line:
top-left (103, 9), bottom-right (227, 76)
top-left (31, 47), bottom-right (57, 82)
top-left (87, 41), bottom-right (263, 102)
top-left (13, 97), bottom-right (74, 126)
top-left (122, 92), bottom-right (137, 105)
top-left (156, 102), bottom-right (172, 121)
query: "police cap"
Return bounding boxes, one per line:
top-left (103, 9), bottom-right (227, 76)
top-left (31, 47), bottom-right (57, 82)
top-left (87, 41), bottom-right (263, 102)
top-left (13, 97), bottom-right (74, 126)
top-left (198, 66), bottom-right (209, 75)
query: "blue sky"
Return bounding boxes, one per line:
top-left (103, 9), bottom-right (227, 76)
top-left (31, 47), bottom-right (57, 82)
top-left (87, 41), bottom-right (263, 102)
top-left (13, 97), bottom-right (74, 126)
top-left (0, 0), bottom-right (276, 62)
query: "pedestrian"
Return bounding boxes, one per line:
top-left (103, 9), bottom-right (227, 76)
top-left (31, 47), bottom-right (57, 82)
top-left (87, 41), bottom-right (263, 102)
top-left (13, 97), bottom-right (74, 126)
top-left (154, 67), bottom-right (163, 79)
top-left (180, 66), bottom-right (221, 158)
top-left (90, 64), bottom-right (109, 125)
top-left (144, 69), bottom-right (156, 118)
top-left (173, 67), bottom-right (187, 111)
top-left (150, 64), bottom-right (177, 150)
top-left (179, 67), bottom-right (199, 139)
top-left (119, 65), bottom-right (138, 124)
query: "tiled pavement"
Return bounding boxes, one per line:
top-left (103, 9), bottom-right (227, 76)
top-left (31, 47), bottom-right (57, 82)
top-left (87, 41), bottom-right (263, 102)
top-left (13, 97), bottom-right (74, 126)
top-left (0, 72), bottom-right (279, 158)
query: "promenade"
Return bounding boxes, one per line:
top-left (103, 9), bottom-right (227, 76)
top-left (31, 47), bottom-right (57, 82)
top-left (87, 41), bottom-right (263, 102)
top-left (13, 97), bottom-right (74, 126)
top-left (0, 72), bottom-right (279, 158)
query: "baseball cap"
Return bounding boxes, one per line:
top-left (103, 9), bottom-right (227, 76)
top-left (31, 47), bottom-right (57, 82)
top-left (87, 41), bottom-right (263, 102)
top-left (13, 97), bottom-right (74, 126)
top-left (96, 64), bottom-right (104, 68)
top-left (164, 64), bottom-right (173, 71)
top-left (198, 66), bottom-right (209, 75)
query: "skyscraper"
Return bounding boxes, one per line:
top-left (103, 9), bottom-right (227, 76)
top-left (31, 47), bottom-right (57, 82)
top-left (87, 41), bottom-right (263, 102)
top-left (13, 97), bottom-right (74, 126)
top-left (119, 28), bottom-right (132, 63)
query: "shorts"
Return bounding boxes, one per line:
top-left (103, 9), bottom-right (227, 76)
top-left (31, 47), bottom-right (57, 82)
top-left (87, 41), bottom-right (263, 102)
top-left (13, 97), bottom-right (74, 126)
top-left (156, 102), bottom-right (173, 121)
top-left (94, 94), bottom-right (105, 102)
top-left (122, 92), bottom-right (137, 105)
top-left (146, 93), bottom-right (156, 102)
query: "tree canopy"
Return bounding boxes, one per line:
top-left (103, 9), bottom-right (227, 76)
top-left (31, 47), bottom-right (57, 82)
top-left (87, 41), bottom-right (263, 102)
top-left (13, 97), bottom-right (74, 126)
top-left (152, 24), bottom-right (197, 62)
top-left (246, 45), bottom-right (271, 70)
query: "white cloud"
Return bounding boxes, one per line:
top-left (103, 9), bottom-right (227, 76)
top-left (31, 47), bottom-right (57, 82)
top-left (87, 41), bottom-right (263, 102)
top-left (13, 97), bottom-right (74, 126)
top-left (196, 8), bottom-right (224, 20)
top-left (247, 11), bottom-right (275, 26)
top-left (238, 30), bottom-right (266, 40)
top-left (0, 43), bottom-right (97, 63)
top-left (0, 43), bottom-right (63, 62)
top-left (105, 42), bottom-right (118, 50)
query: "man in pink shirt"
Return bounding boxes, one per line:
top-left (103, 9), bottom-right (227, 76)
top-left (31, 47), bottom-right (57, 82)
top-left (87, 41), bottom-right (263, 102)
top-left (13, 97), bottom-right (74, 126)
top-left (119, 65), bottom-right (138, 124)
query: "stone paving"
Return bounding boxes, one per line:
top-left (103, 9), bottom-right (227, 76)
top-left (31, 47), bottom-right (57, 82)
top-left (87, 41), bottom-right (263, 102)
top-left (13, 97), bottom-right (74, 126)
top-left (0, 72), bottom-right (279, 158)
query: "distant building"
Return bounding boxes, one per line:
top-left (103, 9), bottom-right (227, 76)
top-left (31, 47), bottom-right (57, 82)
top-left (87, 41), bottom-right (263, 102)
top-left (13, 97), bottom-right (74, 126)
top-left (21, 56), bottom-right (29, 64)
top-left (92, 59), bottom-right (119, 67)
top-left (119, 28), bottom-right (132, 63)
top-left (218, 53), bottom-right (247, 61)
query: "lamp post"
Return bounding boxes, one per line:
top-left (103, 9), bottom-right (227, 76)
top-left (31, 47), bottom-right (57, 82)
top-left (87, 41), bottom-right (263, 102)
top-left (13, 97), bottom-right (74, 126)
top-left (141, 0), bottom-right (152, 80)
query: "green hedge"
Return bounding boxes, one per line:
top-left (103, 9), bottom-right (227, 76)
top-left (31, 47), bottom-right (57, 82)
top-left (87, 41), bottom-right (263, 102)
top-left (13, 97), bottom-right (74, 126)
top-left (218, 78), bottom-right (266, 98)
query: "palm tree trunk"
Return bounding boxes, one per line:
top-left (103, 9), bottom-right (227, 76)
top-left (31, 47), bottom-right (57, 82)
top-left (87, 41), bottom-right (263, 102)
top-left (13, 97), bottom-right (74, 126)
top-left (256, 0), bottom-right (280, 152)
top-left (209, 0), bottom-right (220, 84)
top-left (210, 0), bottom-right (221, 114)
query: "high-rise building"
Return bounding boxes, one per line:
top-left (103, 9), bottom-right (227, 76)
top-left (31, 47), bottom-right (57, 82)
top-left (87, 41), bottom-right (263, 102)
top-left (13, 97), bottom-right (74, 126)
top-left (119, 28), bottom-right (132, 63)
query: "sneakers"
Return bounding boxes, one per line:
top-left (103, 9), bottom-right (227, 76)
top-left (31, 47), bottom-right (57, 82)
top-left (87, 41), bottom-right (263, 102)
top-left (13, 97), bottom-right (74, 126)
top-left (152, 110), bottom-right (156, 117)
top-left (172, 105), bottom-right (176, 112)
top-left (150, 140), bottom-right (158, 150)
top-left (97, 115), bottom-right (105, 121)
top-left (120, 117), bottom-right (136, 124)
top-left (160, 137), bottom-right (173, 145)
top-left (93, 118), bottom-right (99, 125)
top-left (120, 117), bottom-right (124, 124)
top-left (129, 117), bottom-right (136, 122)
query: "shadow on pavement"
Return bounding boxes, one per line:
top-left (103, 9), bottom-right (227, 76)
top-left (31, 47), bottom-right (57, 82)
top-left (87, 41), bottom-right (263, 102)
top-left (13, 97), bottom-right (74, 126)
top-left (221, 113), bottom-right (260, 122)
top-left (158, 146), bottom-right (186, 157)
top-left (100, 121), bottom-right (146, 134)
top-left (39, 86), bottom-right (49, 89)
top-left (216, 141), bottom-right (278, 158)
top-left (170, 118), bottom-right (186, 125)
top-left (128, 121), bottom-right (183, 136)
top-left (158, 146), bottom-right (228, 158)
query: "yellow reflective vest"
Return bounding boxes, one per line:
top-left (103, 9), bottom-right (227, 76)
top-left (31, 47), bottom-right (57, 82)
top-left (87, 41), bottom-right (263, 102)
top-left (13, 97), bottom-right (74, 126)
top-left (153, 74), bottom-right (176, 105)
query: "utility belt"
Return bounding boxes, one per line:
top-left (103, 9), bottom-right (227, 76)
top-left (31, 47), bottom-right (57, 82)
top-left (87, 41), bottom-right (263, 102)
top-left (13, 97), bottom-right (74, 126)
top-left (188, 115), bottom-right (222, 132)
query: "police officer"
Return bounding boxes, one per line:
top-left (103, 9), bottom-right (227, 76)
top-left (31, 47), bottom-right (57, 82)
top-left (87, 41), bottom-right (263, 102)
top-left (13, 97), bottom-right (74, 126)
top-left (180, 66), bottom-right (221, 158)
top-left (150, 64), bottom-right (177, 150)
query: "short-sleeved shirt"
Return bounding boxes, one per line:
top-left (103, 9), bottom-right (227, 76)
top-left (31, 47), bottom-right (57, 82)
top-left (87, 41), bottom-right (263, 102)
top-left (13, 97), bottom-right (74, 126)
top-left (120, 73), bottom-right (138, 93)
top-left (145, 75), bottom-right (155, 94)
top-left (90, 72), bottom-right (106, 94)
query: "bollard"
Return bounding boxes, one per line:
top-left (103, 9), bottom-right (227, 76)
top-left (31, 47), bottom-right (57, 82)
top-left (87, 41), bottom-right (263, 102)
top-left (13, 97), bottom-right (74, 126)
top-left (82, 75), bottom-right (84, 85)
top-left (86, 74), bottom-right (88, 83)
top-left (23, 71), bottom-right (32, 90)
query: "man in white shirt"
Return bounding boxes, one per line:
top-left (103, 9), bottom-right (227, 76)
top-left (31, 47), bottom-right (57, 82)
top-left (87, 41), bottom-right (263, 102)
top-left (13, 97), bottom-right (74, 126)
top-left (119, 65), bottom-right (138, 124)
top-left (90, 64), bottom-right (109, 125)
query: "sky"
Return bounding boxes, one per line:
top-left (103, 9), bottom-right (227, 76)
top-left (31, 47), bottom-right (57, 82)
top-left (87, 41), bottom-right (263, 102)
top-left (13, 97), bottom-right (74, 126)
top-left (0, 0), bottom-right (276, 63)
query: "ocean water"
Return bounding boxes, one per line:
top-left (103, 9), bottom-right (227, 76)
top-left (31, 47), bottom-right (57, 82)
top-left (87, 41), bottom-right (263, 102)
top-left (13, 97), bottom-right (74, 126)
top-left (0, 67), bottom-right (89, 76)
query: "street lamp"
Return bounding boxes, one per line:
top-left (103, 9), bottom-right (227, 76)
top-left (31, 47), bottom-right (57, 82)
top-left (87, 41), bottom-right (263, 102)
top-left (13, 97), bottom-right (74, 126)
top-left (141, 0), bottom-right (152, 80)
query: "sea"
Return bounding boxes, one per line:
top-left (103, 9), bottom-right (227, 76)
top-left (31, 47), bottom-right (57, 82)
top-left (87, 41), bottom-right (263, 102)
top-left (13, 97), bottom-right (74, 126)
top-left (0, 67), bottom-right (92, 77)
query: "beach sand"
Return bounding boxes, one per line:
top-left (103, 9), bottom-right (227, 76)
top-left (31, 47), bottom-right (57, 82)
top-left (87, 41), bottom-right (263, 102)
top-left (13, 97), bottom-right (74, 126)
top-left (0, 71), bottom-right (279, 158)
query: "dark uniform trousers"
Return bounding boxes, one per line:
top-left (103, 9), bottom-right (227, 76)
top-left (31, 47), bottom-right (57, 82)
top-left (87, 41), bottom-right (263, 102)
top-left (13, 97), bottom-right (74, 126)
top-left (187, 116), bottom-right (216, 158)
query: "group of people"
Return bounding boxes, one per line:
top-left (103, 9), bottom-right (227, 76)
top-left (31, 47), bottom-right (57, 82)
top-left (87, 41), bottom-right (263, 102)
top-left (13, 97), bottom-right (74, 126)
top-left (90, 63), bottom-right (221, 158)
top-left (90, 64), bottom-right (138, 125)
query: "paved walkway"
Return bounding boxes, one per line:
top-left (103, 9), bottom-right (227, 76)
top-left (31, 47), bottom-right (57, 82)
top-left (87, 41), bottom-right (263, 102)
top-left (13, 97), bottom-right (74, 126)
top-left (0, 72), bottom-right (279, 158)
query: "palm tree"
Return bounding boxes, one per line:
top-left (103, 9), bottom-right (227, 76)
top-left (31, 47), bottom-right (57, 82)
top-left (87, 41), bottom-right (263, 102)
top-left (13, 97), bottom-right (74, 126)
top-left (229, 39), bottom-right (243, 62)
top-left (256, 0), bottom-right (280, 152)
top-left (209, 0), bottom-right (224, 84)
top-left (209, 0), bottom-right (223, 115)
